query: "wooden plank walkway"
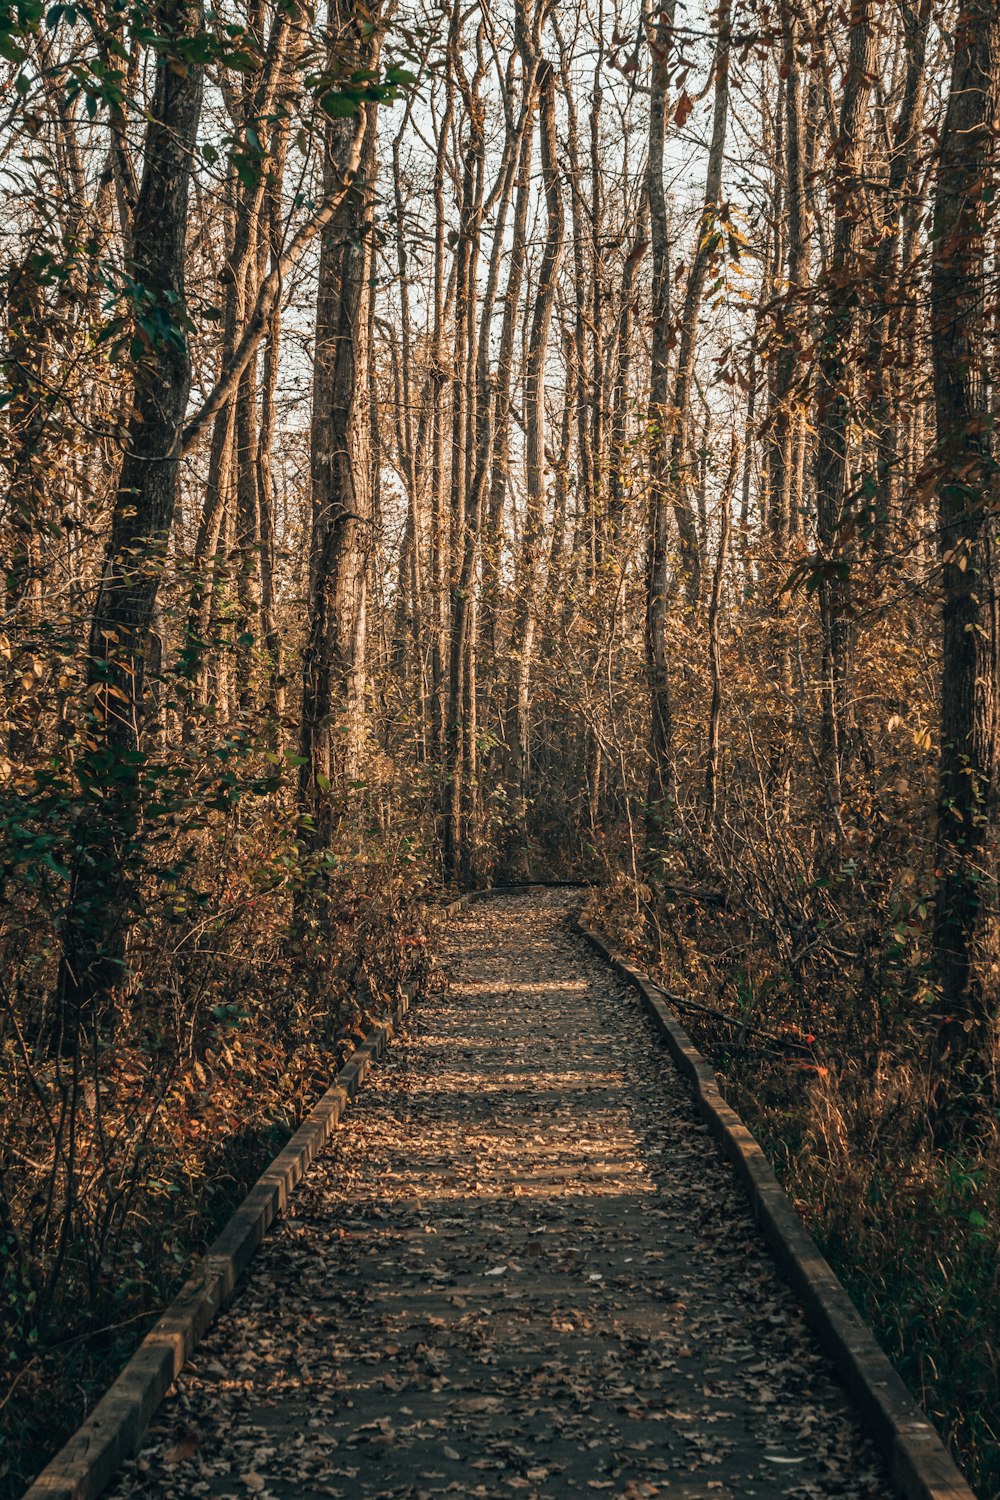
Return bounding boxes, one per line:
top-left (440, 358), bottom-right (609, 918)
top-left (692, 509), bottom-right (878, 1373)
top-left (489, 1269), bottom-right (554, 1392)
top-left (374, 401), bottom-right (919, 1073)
top-left (106, 892), bottom-right (889, 1499)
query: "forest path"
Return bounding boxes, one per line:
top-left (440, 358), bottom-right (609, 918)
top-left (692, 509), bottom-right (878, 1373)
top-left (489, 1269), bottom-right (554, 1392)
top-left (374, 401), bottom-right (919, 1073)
top-left (108, 892), bottom-right (889, 1500)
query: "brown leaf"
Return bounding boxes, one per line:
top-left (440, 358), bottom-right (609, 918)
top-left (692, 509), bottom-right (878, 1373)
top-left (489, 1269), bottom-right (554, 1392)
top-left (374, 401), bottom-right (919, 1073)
top-left (674, 91), bottom-right (693, 128)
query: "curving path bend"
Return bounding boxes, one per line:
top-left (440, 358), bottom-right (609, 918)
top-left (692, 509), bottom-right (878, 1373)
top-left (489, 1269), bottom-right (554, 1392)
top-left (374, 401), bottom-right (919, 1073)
top-left (108, 892), bottom-right (889, 1499)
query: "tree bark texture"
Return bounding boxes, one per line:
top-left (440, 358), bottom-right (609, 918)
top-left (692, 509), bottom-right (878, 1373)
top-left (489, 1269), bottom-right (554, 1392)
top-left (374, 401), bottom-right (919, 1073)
top-left (299, 9), bottom-right (381, 841)
top-left (929, 0), bottom-right (1000, 1106)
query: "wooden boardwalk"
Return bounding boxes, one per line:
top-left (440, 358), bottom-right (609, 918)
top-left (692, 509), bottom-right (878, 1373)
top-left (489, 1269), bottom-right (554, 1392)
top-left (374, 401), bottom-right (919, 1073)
top-left (106, 892), bottom-right (889, 1499)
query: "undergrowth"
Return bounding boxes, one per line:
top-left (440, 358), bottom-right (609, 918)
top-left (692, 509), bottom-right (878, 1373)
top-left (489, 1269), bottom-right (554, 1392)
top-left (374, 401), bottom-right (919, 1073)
top-left (592, 868), bottom-right (1000, 1498)
top-left (0, 766), bottom-right (437, 1499)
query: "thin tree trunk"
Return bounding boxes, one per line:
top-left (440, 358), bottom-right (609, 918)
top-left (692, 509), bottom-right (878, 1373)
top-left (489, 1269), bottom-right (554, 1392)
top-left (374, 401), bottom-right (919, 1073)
top-left (867, 0), bottom-right (931, 551)
top-left (704, 441), bottom-right (739, 832)
top-left (644, 0), bottom-right (679, 840)
top-left (256, 287), bottom-right (283, 720)
top-left (507, 58), bottom-right (564, 878)
top-left (444, 58), bottom-right (529, 882)
top-left (770, 6), bottom-right (807, 554)
top-left (608, 202), bottom-right (648, 543)
top-left (813, 0), bottom-right (878, 808)
top-left (482, 112), bottom-right (534, 672)
top-left (666, 0), bottom-right (732, 609)
top-left (442, 29), bottom-right (486, 881)
top-left (428, 28), bottom-right (457, 770)
top-left (556, 33), bottom-right (597, 587)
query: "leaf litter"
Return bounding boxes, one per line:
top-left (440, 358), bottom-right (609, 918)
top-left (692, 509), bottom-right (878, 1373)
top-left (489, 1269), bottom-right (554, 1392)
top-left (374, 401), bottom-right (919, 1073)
top-left (107, 892), bottom-right (889, 1500)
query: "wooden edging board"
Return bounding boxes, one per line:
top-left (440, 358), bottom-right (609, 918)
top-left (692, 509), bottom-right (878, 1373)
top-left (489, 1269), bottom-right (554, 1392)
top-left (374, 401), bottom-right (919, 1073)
top-left (23, 993), bottom-right (410, 1500)
top-left (575, 918), bottom-right (976, 1500)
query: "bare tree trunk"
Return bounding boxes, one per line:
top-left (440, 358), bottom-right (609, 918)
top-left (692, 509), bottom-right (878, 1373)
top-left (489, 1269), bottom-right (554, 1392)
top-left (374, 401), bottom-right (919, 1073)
top-left (769, 4), bottom-right (807, 555)
top-left (444, 55), bottom-right (530, 882)
top-left (182, 13), bottom-right (296, 709)
top-left (442, 29), bottom-right (486, 882)
top-left (299, 22), bottom-right (380, 841)
top-left (428, 25), bottom-right (457, 771)
top-left (666, 0), bottom-right (732, 609)
top-left (704, 442), bottom-right (739, 832)
top-left (929, 0), bottom-right (1000, 1120)
top-left (556, 31), bottom-right (597, 587)
top-left (608, 202), bottom-right (648, 543)
top-left (234, 350), bottom-right (262, 708)
top-left (4, 266), bottom-right (48, 639)
top-left (589, 38), bottom-right (605, 523)
top-left (764, 13), bottom-right (806, 817)
top-left (387, 106), bottom-right (426, 745)
top-left (482, 117), bottom-right (534, 669)
top-left (813, 0), bottom-right (878, 808)
top-left (256, 164), bottom-right (288, 721)
top-left (644, 0), bottom-right (679, 840)
top-left (257, 363), bottom-right (282, 715)
top-left (867, 0), bottom-right (931, 552)
top-left (507, 57), bottom-right (564, 878)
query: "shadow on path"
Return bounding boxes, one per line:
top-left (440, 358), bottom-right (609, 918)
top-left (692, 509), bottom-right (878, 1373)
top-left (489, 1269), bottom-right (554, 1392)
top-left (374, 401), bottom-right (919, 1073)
top-left (108, 892), bottom-right (888, 1500)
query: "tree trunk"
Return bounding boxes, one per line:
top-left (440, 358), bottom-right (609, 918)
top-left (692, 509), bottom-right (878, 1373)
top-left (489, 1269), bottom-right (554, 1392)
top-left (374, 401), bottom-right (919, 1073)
top-left (929, 0), bottom-right (1000, 1118)
top-left (644, 0), bottom-right (679, 842)
top-left (299, 19), bottom-right (380, 842)
top-left (866, 0), bottom-right (931, 552)
top-left (427, 23), bottom-right (457, 771)
top-left (56, 0), bottom-right (204, 1042)
top-left (666, 0), bottom-right (732, 610)
top-left (482, 117), bottom-right (533, 668)
top-left (507, 58), bottom-right (564, 878)
top-left (444, 57), bottom-right (529, 883)
top-left (442, 30), bottom-right (486, 882)
top-left (812, 0), bottom-right (878, 808)
top-left (769, 4), bottom-right (807, 555)
top-left (182, 12), bottom-right (295, 709)
top-left (704, 442), bottom-right (739, 832)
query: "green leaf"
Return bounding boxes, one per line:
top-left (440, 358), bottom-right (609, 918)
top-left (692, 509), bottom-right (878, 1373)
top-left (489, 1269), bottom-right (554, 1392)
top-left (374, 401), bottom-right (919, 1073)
top-left (321, 91), bottom-right (360, 118)
top-left (232, 152), bottom-right (261, 189)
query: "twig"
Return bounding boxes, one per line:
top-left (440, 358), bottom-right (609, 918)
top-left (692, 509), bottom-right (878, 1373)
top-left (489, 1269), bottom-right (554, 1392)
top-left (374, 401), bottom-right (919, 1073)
top-left (0, 1355), bottom-right (39, 1413)
top-left (652, 985), bottom-right (817, 1055)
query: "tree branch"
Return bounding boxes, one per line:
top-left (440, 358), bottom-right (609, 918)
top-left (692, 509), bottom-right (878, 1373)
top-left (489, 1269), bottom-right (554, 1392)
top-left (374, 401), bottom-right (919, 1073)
top-left (180, 109), bottom-right (367, 457)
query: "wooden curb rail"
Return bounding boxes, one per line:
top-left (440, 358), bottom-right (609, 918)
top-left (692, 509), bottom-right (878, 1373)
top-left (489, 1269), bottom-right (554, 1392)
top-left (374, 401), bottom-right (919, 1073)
top-left (23, 993), bottom-right (411, 1500)
top-left (576, 919), bottom-right (976, 1500)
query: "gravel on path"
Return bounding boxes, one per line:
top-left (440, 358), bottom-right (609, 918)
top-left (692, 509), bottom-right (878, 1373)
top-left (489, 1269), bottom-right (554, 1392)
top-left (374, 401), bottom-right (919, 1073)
top-left (107, 892), bottom-right (890, 1500)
